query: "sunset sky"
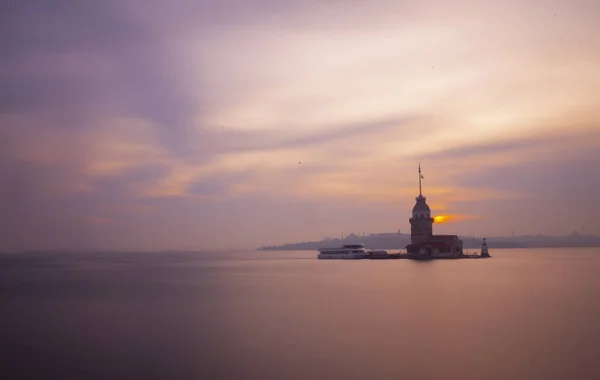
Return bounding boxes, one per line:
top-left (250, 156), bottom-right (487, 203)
top-left (1, 0), bottom-right (599, 251)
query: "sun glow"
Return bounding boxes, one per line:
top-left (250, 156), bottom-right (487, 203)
top-left (434, 214), bottom-right (482, 224)
top-left (434, 215), bottom-right (451, 223)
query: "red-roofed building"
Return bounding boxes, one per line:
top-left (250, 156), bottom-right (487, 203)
top-left (405, 165), bottom-right (464, 259)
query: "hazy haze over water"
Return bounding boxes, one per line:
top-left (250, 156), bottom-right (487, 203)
top-left (1, 248), bottom-right (599, 379)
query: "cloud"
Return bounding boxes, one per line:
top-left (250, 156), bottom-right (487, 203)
top-left (208, 114), bottom-right (424, 156)
top-left (187, 170), bottom-right (256, 198)
top-left (1, 0), bottom-right (201, 159)
top-left (420, 127), bottom-right (599, 161)
top-left (87, 216), bottom-right (110, 224)
top-left (88, 163), bottom-right (173, 199)
top-left (440, 150), bottom-right (600, 236)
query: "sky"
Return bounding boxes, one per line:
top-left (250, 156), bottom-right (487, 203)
top-left (1, 0), bottom-right (599, 251)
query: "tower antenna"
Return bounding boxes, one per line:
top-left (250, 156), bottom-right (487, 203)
top-left (418, 163), bottom-right (423, 196)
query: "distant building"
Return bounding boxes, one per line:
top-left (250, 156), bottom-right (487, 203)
top-left (405, 164), bottom-right (463, 259)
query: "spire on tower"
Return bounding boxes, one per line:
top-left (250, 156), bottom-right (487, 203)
top-left (418, 163), bottom-right (423, 196)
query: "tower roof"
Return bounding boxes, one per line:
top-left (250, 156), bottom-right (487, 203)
top-left (412, 195), bottom-right (431, 212)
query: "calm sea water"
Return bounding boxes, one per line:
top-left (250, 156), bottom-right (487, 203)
top-left (1, 248), bottom-right (599, 379)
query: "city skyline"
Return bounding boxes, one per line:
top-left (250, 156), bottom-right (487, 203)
top-left (1, 0), bottom-right (599, 251)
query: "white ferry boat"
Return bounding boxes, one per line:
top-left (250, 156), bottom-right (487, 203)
top-left (318, 244), bottom-right (368, 259)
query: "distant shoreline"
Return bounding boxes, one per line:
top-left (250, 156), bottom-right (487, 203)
top-left (258, 232), bottom-right (600, 251)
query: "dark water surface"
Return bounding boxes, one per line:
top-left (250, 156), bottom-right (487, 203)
top-left (1, 248), bottom-right (599, 379)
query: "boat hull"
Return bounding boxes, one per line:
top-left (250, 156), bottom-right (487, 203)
top-left (318, 253), bottom-right (367, 260)
top-left (368, 254), bottom-right (398, 259)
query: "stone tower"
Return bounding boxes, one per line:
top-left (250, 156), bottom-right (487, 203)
top-left (409, 164), bottom-right (434, 244)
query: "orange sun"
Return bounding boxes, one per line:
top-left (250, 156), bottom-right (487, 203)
top-left (433, 215), bottom-right (451, 223)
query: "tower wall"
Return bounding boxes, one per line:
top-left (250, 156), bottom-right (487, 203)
top-left (409, 215), bottom-right (434, 244)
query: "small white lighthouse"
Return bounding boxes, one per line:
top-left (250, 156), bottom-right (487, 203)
top-left (480, 238), bottom-right (491, 258)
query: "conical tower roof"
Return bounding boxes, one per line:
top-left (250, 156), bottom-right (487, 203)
top-left (413, 195), bottom-right (431, 212)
